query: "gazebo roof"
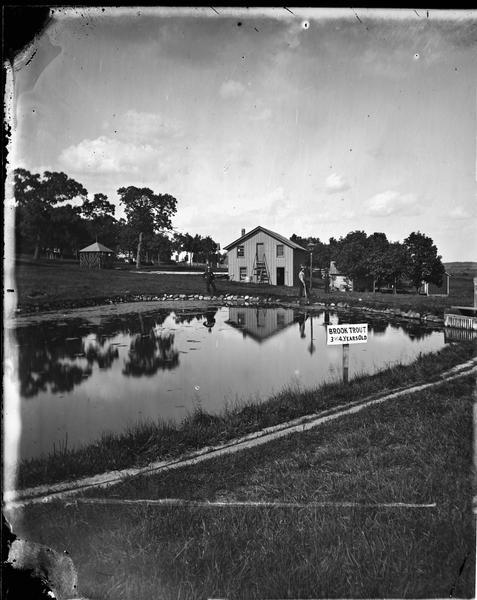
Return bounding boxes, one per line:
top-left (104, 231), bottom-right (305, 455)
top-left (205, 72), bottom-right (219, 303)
top-left (79, 242), bottom-right (114, 253)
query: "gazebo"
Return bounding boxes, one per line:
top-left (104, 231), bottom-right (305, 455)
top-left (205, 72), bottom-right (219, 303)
top-left (79, 242), bottom-right (115, 269)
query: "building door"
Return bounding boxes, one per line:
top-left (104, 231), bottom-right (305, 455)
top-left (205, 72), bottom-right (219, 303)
top-left (256, 243), bottom-right (265, 262)
top-left (276, 267), bottom-right (285, 285)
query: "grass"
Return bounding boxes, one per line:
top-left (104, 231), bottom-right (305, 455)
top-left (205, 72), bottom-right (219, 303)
top-left (88, 375), bottom-right (473, 505)
top-left (12, 256), bottom-right (476, 315)
top-left (8, 376), bottom-right (475, 599)
top-left (15, 340), bottom-right (476, 489)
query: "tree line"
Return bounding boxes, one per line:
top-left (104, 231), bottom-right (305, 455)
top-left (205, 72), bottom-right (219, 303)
top-left (13, 168), bottom-right (220, 266)
top-left (290, 230), bottom-right (445, 293)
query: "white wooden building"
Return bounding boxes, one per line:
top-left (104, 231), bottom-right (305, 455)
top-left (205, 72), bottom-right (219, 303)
top-left (224, 226), bottom-right (309, 287)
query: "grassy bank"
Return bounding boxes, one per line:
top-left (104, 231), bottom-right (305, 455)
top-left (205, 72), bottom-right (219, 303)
top-left (12, 257), bottom-right (475, 316)
top-left (16, 341), bottom-right (476, 489)
top-left (9, 376), bottom-right (474, 599)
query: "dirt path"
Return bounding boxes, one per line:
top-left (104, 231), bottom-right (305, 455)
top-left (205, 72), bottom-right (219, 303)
top-left (5, 357), bottom-right (476, 509)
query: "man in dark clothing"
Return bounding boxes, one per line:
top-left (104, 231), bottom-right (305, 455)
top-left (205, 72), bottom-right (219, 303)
top-left (203, 263), bottom-right (217, 295)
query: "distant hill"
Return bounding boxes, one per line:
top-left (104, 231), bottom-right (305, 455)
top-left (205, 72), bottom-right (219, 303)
top-left (444, 262), bottom-right (477, 275)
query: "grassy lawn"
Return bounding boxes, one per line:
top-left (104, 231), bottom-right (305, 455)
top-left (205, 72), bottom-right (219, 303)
top-left (16, 341), bottom-right (476, 489)
top-left (11, 257), bottom-right (475, 315)
top-left (8, 375), bottom-right (474, 599)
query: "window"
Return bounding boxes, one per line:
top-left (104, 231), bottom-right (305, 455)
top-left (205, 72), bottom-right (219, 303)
top-left (239, 267), bottom-right (247, 281)
top-left (237, 245), bottom-right (244, 257)
top-left (276, 244), bottom-right (284, 257)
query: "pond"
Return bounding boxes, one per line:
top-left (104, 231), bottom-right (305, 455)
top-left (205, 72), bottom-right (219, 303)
top-left (9, 306), bottom-right (450, 464)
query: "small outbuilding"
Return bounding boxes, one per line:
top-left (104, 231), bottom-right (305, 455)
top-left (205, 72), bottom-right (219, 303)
top-left (419, 273), bottom-right (450, 296)
top-left (79, 242), bottom-right (115, 269)
top-left (329, 261), bottom-right (353, 292)
top-left (224, 226), bottom-right (309, 286)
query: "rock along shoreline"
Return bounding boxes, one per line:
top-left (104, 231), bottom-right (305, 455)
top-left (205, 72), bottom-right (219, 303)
top-left (11, 292), bottom-right (444, 328)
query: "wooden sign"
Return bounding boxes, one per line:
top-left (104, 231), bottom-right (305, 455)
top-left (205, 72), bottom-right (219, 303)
top-left (327, 324), bottom-right (368, 345)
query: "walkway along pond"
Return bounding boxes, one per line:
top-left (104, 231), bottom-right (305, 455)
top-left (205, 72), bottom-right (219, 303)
top-left (7, 305), bottom-right (463, 467)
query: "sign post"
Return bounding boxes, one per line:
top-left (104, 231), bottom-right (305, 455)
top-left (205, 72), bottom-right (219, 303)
top-left (342, 344), bottom-right (349, 383)
top-left (326, 323), bottom-right (368, 383)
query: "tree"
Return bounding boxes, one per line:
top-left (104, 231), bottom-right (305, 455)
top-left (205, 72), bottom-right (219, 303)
top-left (81, 193), bottom-right (115, 220)
top-left (117, 186), bottom-right (177, 268)
top-left (335, 230), bottom-right (369, 283)
top-left (364, 232), bottom-right (389, 292)
top-left (149, 233), bottom-right (174, 263)
top-left (14, 168), bottom-right (88, 259)
top-left (49, 204), bottom-right (88, 257)
top-left (82, 193), bottom-right (119, 250)
top-left (403, 231), bottom-right (445, 292)
top-left (196, 235), bottom-right (218, 263)
top-left (290, 235), bottom-right (331, 269)
top-left (382, 242), bottom-right (411, 293)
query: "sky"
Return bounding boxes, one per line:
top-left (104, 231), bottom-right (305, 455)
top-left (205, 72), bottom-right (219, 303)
top-left (8, 7), bottom-right (477, 261)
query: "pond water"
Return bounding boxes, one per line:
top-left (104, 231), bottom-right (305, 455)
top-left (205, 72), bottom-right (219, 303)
top-left (9, 306), bottom-right (449, 464)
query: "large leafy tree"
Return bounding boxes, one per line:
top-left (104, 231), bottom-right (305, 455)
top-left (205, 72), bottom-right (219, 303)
top-left (178, 233), bottom-right (219, 263)
top-left (403, 231), bottom-right (445, 292)
top-left (196, 235), bottom-right (218, 263)
top-left (49, 204), bottom-right (88, 257)
top-left (14, 168), bottom-right (88, 258)
top-left (82, 193), bottom-right (119, 250)
top-left (383, 242), bottom-right (411, 292)
top-left (290, 235), bottom-right (331, 269)
top-left (117, 186), bottom-right (177, 268)
top-left (335, 230), bottom-right (369, 282)
top-left (81, 193), bottom-right (115, 220)
top-left (149, 233), bottom-right (174, 263)
top-left (364, 232), bottom-right (389, 292)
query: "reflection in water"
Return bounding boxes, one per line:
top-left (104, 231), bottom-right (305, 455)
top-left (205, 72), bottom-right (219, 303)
top-left (444, 328), bottom-right (477, 343)
top-left (203, 308), bottom-right (217, 332)
top-left (386, 320), bottom-right (435, 341)
top-left (227, 307), bottom-right (296, 342)
top-left (17, 321), bottom-right (100, 398)
top-left (11, 306), bottom-right (448, 463)
top-left (123, 332), bottom-right (179, 376)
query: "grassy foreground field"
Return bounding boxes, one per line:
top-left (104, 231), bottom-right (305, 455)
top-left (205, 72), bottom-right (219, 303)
top-left (16, 341), bottom-right (476, 489)
top-left (8, 375), bottom-right (474, 599)
top-left (9, 256), bottom-right (476, 315)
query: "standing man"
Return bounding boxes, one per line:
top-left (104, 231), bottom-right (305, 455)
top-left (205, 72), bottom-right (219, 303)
top-left (298, 265), bottom-right (309, 304)
top-left (324, 268), bottom-right (330, 294)
top-left (203, 261), bottom-right (217, 295)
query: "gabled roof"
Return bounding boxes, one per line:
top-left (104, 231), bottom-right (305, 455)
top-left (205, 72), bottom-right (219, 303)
top-left (329, 261), bottom-right (342, 275)
top-left (224, 226), bottom-right (308, 252)
top-left (80, 242), bottom-right (115, 253)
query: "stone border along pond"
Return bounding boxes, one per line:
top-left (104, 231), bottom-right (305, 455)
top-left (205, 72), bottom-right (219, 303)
top-left (15, 292), bottom-right (444, 326)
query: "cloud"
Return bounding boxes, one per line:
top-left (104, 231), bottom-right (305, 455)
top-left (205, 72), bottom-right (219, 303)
top-left (364, 190), bottom-right (422, 217)
top-left (59, 136), bottom-right (167, 175)
top-left (325, 173), bottom-right (350, 194)
top-left (219, 79), bottom-right (246, 99)
top-left (102, 110), bottom-right (184, 144)
top-left (448, 205), bottom-right (477, 220)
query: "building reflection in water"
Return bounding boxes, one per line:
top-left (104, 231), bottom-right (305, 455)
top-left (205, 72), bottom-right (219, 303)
top-left (226, 307), bottom-right (296, 343)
